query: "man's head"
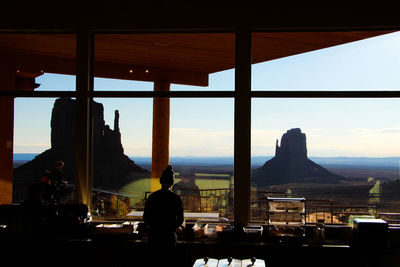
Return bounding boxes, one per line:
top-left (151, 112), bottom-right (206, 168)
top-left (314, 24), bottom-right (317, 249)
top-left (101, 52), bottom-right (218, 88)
top-left (160, 165), bottom-right (174, 188)
top-left (56, 161), bottom-right (64, 169)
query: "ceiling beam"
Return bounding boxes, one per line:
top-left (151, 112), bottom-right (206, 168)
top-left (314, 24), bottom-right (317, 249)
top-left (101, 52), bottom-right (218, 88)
top-left (1, 53), bottom-right (208, 86)
top-left (1, 3), bottom-right (400, 32)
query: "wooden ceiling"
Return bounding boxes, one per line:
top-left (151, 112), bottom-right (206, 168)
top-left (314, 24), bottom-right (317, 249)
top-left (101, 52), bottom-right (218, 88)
top-left (0, 31), bottom-right (393, 86)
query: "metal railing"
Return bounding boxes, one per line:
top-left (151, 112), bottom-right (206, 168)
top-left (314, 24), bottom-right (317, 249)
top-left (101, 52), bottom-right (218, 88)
top-left (377, 212), bottom-right (400, 226)
top-left (92, 187), bottom-right (146, 218)
top-left (12, 182), bottom-right (387, 223)
top-left (250, 190), bottom-right (287, 222)
top-left (145, 188), bottom-right (233, 218)
top-left (306, 199), bottom-right (377, 224)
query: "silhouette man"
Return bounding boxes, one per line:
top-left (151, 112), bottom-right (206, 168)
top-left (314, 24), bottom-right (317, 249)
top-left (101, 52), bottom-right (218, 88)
top-left (49, 160), bottom-right (67, 203)
top-left (143, 165), bottom-right (184, 266)
top-left (49, 160), bottom-right (65, 185)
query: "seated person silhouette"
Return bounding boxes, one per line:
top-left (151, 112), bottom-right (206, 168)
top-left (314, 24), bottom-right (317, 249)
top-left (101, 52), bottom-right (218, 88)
top-left (23, 184), bottom-right (45, 210)
top-left (49, 160), bottom-right (67, 203)
top-left (143, 165), bottom-right (184, 265)
top-left (22, 184), bottom-right (47, 237)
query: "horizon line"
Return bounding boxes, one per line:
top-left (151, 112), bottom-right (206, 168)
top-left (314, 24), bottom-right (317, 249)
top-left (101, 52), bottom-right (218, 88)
top-left (13, 153), bottom-right (400, 159)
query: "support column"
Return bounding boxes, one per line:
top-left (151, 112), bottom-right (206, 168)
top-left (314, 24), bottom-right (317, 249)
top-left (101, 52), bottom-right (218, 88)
top-left (0, 67), bottom-right (16, 204)
top-left (234, 29), bottom-right (251, 226)
top-left (0, 98), bottom-right (14, 204)
top-left (74, 31), bottom-right (94, 210)
top-left (0, 62), bottom-right (43, 204)
top-left (151, 81), bottom-right (170, 192)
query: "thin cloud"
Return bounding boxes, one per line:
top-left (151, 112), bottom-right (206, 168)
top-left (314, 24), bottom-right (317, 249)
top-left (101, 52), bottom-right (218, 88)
top-left (14, 143), bottom-right (50, 147)
top-left (349, 126), bottom-right (400, 135)
top-left (170, 128), bottom-right (233, 157)
top-left (251, 129), bottom-right (283, 146)
top-left (124, 144), bottom-right (152, 157)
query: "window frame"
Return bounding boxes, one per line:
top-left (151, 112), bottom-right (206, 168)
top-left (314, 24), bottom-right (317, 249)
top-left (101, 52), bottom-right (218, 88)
top-left (3, 29), bottom-right (400, 226)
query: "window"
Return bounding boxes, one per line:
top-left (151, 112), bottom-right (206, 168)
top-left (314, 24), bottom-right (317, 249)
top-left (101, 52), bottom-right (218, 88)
top-left (92, 33), bottom-right (235, 219)
top-left (91, 97), bottom-right (152, 218)
top-left (251, 31), bottom-right (400, 224)
top-left (6, 29), bottom-right (398, 225)
top-left (170, 98), bottom-right (234, 218)
top-left (13, 97), bottom-right (76, 203)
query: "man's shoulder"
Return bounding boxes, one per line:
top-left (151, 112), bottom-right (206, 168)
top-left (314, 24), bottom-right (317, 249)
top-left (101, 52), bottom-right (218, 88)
top-left (149, 189), bottom-right (181, 196)
top-left (164, 189), bottom-right (180, 197)
top-left (169, 190), bottom-right (181, 198)
top-left (162, 189), bottom-right (182, 202)
top-left (147, 190), bottom-right (160, 199)
top-left (148, 189), bottom-right (178, 197)
top-left (169, 190), bottom-right (183, 203)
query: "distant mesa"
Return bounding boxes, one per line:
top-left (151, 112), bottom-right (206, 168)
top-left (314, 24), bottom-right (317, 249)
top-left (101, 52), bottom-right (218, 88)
top-left (252, 128), bottom-right (343, 187)
top-left (14, 97), bottom-right (150, 189)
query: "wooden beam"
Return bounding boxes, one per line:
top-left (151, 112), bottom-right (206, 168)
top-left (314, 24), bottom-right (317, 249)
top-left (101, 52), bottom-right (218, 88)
top-left (74, 31), bottom-right (94, 210)
top-left (251, 91), bottom-right (400, 98)
top-left (151, 81), bottom-right (171, 192)
top-left (3, 90), bottom-right (400, 99)
top-left (95, 61), bottom-right (208, 86)
top-left (0, 53), bottom-right (208, 86)
top-left (1, 3), bottom-right (400, 32)
top-left (234, 29), bottom-right (251, 226)
top-left (0, 97), bottom-right (14, 204)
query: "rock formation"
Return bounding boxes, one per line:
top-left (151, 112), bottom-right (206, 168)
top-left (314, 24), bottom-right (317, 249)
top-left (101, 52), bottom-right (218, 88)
top-left (252, 128), bottom-right (342, 187)
top-left (14, 97), bottom-right (150, 189)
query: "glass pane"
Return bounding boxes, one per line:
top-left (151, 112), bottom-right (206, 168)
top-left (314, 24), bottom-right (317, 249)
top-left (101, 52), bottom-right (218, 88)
top-left (36, 73), bottom-right (75, 91)
top-left (94, 33), bottom-right (234, 91)
top-left (0, 34), bottom-right (76, 91)
top-left (251, 98), bottom-right (400, 224)
top-left (170, 98), bottom-right (234, 220)
top-left (92, 98), bottom-right (152, 219)
top-left (252, 31), bottom-right (400, 91)
top-left (14, 97), bottom-right (76, 204)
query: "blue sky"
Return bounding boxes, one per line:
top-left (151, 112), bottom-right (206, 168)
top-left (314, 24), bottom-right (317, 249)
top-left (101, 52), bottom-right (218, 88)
top-left (13, 31), bottom-right (400, 157)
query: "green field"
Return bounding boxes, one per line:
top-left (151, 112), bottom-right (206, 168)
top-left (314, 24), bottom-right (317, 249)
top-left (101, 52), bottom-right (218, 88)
top-left (121, 177), bottom-right (232, 193)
